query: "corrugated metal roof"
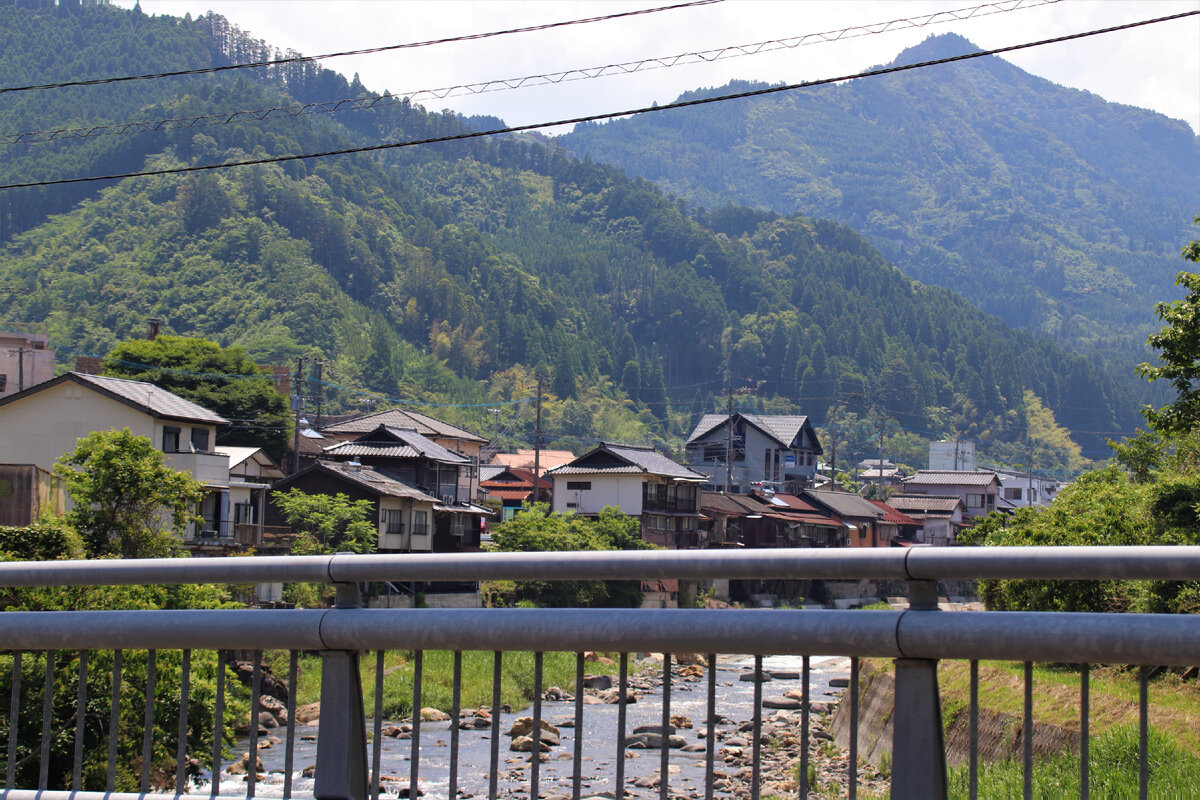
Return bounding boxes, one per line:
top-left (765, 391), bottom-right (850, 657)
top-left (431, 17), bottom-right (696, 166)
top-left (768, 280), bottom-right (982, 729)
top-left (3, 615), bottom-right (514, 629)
top-left (868, 499), bottom-right (921, 526)
top-left (73, 373), bottom-right (228, 424)
top-left (803, 489), bottom-right (883, 519)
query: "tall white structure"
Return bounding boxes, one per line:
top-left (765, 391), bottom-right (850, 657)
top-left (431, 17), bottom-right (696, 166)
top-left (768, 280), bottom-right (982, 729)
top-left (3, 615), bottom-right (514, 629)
top-left (0, 332), bottom-right (55, 397)
top-left (929, 440), bottom-right (975, 471)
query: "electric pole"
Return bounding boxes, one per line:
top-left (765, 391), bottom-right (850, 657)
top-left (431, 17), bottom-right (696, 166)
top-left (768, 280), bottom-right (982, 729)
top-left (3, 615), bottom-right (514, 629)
top-left (725, 382), bottom-right (733, 493)
top-left (533, 375), bottom-right (544, 501)
top-left (291, 357), bottom-right (305, 474)
top-left (16, 346), bottom-right (24, 393)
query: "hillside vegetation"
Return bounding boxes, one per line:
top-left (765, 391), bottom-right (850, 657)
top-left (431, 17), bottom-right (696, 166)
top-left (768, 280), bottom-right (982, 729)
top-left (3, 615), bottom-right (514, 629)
top-left (560, 33), bottom-right (1199, 362)
top-left (0, 5), bottom-right (1145, 466)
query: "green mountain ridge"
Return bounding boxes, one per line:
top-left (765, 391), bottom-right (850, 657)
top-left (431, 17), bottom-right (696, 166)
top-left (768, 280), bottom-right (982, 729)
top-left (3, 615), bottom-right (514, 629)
top-left (0, 5), bottom-right (1147, 468)
top-left (559, 32), bottom-right (1199, 360)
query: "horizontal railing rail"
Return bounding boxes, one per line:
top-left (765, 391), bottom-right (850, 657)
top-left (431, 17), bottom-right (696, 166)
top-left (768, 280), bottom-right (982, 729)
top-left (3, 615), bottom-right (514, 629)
top-left (4, 545), bottom-right (1200, 586)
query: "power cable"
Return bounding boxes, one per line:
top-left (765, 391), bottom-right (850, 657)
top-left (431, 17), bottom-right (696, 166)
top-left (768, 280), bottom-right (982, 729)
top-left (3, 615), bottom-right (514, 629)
top-left (0, 9), bottom-right (1192, 191)
top-left (1, 0), bottom-right (1059, 146)
top-left (0, 0), bottom-right (721, 95)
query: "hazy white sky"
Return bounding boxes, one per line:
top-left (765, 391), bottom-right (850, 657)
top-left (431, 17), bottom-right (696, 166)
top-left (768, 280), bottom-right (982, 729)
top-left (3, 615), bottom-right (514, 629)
top-left (120, 0), bottom-right (1199, 134)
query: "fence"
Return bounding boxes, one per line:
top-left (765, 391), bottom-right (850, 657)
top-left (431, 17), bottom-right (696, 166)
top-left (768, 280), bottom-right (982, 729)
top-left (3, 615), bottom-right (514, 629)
top-left (1, 546), bottom-right (1200, 799)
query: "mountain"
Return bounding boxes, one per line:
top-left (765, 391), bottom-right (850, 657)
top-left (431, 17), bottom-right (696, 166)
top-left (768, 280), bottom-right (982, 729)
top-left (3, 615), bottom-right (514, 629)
top-left (558, 33), bottom-right (1199, 360)
top-left (0, 6), bottom-right (1144, 466)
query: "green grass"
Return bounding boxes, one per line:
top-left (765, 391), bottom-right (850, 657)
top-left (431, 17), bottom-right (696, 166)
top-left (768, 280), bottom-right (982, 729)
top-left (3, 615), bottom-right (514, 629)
top-left (264, 650), bottom-right (613, 719)
top-left (948, 725), bottom-right (1200, 798)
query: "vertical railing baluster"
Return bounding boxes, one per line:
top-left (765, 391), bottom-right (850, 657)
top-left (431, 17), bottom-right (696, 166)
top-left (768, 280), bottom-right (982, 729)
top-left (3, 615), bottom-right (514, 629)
top-left (175, 649), bottom-right (191, 794)
top-left (751, 654), bottom-right (763, 800)
top-left (107, 650), bottom-right (122, 793)
top-left (409, 650), bottom-right (422, 797)
top-left (73, 650), bottom-right (88, 791)
top-left (372, 650), bottom-right (385, 800)
top-left (616, 652), bottom-right (628, 799)
top-left (449, 651), bottom-right (462, 800)
top-left (142, 650), bottom-right (157, 794)
top-left (38, 650), bottom-right (54, 791)
top-left (849, 657), bottom-right (859, 800)
top-left (1080, 663), bottom-right (1089, 800)
top-left (284, 650), bottom-right (298, 800)
top-left (970, 659), bottom-right (979, 800)
top-left (800, 655), bottom-right (810, 799)
top-left (705, 653), bottom-right (717, 800)
top-left (248, 650), bottom-right (261, 798)
top-left (1138, 665), bottom-right (1148, 800)
top-left (531, 651), bottom-right (544, 799)
top-left (572, 652), bottom-right (585, 800)
top-left (660, 652), bottom-right (671, 800)
top-left (211, 649), bottom-right (225, 798)
top-left (7, 651), bottom-right (22, 788)
top-left (488, 651), bottom-right (501, 800)
top-left (1023, 661), bottom-right (1033, 800)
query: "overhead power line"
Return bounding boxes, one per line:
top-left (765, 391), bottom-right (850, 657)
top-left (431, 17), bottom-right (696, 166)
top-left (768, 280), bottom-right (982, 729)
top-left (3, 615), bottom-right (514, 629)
top-left (0, 0), bottom-right (720, 96)
top-left (1, 10), bottom-right (1192, 192)
top-left (1, 0), bottom-right (1059, 146)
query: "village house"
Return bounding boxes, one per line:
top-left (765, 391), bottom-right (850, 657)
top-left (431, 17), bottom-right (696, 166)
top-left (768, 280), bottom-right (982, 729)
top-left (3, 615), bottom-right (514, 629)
top-left (994, 467), bottom-right (1063, 508)
top-left (885, 494), bottom-right (970, 546)
top-left (0, 372), bottom-right (230, 540)
top-left (799, 488), bottom-right (888, 548)
top-left (547, 442), bottom-right (707, 548)
top-left (684, 413), bottom-right (823, 493)
top-left (901, 470), bottom-right (1001, 520)
top-left (479, 466), bottom-right (552, 521)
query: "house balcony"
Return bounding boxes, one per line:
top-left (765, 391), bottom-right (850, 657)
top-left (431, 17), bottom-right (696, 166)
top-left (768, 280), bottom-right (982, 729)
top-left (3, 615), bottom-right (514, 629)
top-left (164, 450), bottom-right (230, 486)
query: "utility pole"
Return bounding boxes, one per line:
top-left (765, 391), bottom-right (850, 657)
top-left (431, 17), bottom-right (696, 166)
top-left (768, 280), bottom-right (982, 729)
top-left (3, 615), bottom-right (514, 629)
top-left (1028, 440), bottom-right (1035, 508)
top-left (16, 346), bottom-right (24, 393)
top-left (725, 382), bottom-right (733, 493)
top-left (314, 361), bottom-right (324, 429)
top-left (829, 403), bottom-right (839, 492)
top-left (291, 357), bottom-right (305, 474)
top-left (533, 375), bottom-right (544, 502)
top-left (877, 410), bottom-right (885, 493)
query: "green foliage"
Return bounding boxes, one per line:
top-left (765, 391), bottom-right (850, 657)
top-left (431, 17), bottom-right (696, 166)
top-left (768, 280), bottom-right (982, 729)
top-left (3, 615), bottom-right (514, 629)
top-left (272, 488), bottom-right (377, 555)
top-left (1138, 218), bottom-right (1200, 437)
top-left (102, 335), bottom-right (291, 460)
top-left (54, 429), bottom-right (204, 559)
top-left (0, 517), bottom-right (83, 561)
top-left (491, 504), bottom-right (650, 607)
top-left (965, 467), bottom-right (1200, 613)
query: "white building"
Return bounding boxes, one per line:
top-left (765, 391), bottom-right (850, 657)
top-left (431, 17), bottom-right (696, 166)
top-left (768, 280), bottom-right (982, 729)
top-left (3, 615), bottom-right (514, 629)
top-left (0, 332), bottom-right (55, 397)
top-left (994, 467), bottom-right (1063, 508)
top-left (929, 440), bottom-right (976, 471)
top-left (684, 413), bottom-right (823, 493)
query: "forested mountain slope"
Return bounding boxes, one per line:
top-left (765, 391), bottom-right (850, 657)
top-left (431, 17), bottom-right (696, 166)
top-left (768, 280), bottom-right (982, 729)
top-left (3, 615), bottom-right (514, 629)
top-left (559, 33), bottom-right (1199, 359)
top-left (0, 5), bottom-right (1144, 465)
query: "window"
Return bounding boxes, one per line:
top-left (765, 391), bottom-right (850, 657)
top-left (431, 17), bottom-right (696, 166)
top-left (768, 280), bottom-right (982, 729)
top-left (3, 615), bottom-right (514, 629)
top-left (233, 503), bottom-right (255, 525)
top-left (382, 510), bottom-right (404, 536)
top-left (966, 493), bottom-right (985, 509)
top-left (190, 428), bottom-right (209, 452)
top-left (1004, 488), bottom-right (1023, 501)
top-left (566, 481), bottom-right (592, 491)
top-left (702, 443), bottom-right (724, 463)
top-left (162, 426), bottom-right (181, 453)
top-left (412, 510), bottom-right (428, 536)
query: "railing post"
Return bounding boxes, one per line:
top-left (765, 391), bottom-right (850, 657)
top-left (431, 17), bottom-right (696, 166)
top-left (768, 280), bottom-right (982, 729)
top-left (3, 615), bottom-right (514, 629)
top-left (891, 579), bottom-right (948, 799)
top-left (314, 581), bottom-right (369, 800)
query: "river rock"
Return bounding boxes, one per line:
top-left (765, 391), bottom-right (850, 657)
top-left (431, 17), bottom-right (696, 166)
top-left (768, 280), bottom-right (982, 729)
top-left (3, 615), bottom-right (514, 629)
top-left (829, 677), bottom-right (850, 688)
top-left (763, 697), bottom-right (804, 710)
top-left (633, 723), bottom-right (675, 735)
top-left (596, 688), bottom-right (638, 704)
top-left (294, 702), bottom-right (321, 723)
top-left (582, 674), bottom-right (613, 690)
top-left (769, 670), bottom-right (801, 680)
top-left (257, 711), bottom-right (279, 728)
top-left (506, 717), bottom-right (560, 739)
top-left (511, 733), bottom-right (558, 752)
top-left (739, 672), bottom-right (771, 682)
top-left (420, 707), bottom-right (450, 722)
top-left (670, 714), bottom-right (693, 729)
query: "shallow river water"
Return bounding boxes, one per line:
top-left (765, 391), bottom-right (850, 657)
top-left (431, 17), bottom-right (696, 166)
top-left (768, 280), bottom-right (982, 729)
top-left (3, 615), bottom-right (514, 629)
top-left (224, 654), bottom-right (850, 798)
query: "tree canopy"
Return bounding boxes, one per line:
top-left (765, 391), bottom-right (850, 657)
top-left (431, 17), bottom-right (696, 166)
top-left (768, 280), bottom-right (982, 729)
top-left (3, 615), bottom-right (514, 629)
top-left (102, 335), bottom-right (291, 460)
top-left (54, 428), bottom-right (204, 558)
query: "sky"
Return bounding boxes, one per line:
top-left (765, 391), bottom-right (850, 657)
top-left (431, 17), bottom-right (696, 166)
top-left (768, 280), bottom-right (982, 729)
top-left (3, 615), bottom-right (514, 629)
top-left (116, 0), bottom-right (1199, 135)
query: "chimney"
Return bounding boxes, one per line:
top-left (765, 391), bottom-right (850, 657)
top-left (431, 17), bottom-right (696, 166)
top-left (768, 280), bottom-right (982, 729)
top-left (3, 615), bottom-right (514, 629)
top-left (146, 318), bottom-right (161, 340)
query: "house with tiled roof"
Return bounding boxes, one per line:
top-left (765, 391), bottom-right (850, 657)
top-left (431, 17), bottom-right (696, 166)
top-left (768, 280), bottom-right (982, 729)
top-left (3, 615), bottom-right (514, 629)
top-left (547, 442), bottom-right (707, 548)
top-left (868, 499), bottom-right (922, 545)
top-left (885, 494), bottom-right (969, 546)
top-left (0, 372), bottom-right (231, 538)
top-left (319, 407), bottom-right (489, 499)
top-left (490, 448), bottom-right (576, 476)
top-left (901, 470), bottom-right (1000, 520)
top-left (799, 488), bottom-right (887, 548)
top-left (684, 413), bottom-right (822, 493)
top-left (480, 466), bottom-right (552, 520)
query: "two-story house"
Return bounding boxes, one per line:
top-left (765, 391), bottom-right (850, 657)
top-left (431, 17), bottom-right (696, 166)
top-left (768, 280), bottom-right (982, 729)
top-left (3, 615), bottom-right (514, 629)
top-left (900, 470), bottom-right (1001, 520)
top-left (684, 413), bottom-right (823, 493)
top-left (0, 372), bottom-right (230, 539)
top-left (547, 442), bottom-right (707, 548)
top-left (319, 408), bottom-right (489, 500)
top-left (799, 488), bottom-right (887, 548)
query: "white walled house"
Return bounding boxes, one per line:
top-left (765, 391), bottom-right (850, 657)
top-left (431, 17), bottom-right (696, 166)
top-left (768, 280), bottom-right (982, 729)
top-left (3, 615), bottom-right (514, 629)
top-left (0, 372), bottom-right (231, 541)
top-left (994, 468), bottom-right (1063, 508)
top-left (900, 470), bottom-right (1001, 521)
top-left (547, 442), bottom-right (707, 548)
top-left (684, 413), bottom-right (823, 493)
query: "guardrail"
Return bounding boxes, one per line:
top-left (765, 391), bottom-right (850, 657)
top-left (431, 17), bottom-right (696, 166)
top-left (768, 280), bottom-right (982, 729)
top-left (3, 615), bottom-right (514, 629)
top-left (1, 546), bottom-right (1198, 800)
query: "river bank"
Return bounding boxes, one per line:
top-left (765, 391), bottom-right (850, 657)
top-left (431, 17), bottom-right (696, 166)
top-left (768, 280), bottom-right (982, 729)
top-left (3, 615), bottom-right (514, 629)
top-left (222, 654), bottom-right (885, 798)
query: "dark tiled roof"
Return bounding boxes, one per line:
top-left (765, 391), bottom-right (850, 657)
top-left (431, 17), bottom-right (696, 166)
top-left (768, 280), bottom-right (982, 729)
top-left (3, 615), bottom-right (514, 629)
top-left (64, 373), bottom-right (227, 424)
top-left (886, 494), bottom-right (964, 514)
top-left (326, 426), bottom-right (468, 464)
top-left (296, 462), bottom-right (439, 502)
top-left (320, 407), bottom-right (486, 443)
top-left (549, 443), bottom-right (705, 480)
top-left (869, 499), bottom-right (921, 526)
top-left (686, 413), bottom-right (814, 448)
top-left (904, 470), bottom-right (999, 487)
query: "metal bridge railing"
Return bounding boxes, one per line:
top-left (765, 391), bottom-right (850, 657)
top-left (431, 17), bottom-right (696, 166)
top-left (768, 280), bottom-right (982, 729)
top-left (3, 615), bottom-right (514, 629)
top-left (1, 547), bottom-right (1199, 800)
